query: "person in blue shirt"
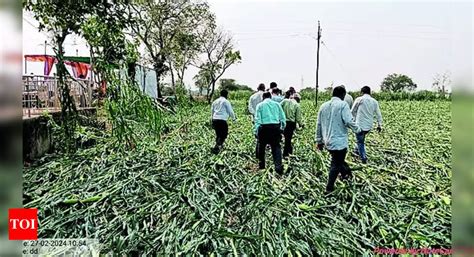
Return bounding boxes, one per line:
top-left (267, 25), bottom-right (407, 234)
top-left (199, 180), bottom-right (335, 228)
top-left (316, 86), bottom-right (361, 193)
top-left (271, 88), bottom-right (284, 103)
top-left (266, 81), bottom-right (278, 92)
top-left (210, 89), bottom-right (236, 154)
top-left (254, 92), bottom-right (286, 174)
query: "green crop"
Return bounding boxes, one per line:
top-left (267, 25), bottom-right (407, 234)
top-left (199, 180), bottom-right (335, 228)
top-left (24, 100), bottom-right (451, 255)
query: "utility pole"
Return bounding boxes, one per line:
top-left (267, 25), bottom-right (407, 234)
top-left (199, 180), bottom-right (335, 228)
top-left (44, 40), bottom-right (47, 55)
top-left (315, 20), bottom-right (321, 107)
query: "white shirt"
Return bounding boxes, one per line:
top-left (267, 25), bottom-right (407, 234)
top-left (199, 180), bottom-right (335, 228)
top-left (211, 97), bottom-right (236, 121)
top-left (351, 94), bottom-right (383, 131)
top-left (316, 97), bottom-right (360, 150)
top-left (344, 94), bottom-right (354, 109)
top-left (248, 91), bottom-right (264, 115)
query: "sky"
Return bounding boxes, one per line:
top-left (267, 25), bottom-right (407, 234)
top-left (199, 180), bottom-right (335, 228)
top-left (22, 0), bottom-right (473, 92)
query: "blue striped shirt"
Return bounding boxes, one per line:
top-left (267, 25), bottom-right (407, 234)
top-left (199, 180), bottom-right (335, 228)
top-left (316, 97), bottom-right (361, 150)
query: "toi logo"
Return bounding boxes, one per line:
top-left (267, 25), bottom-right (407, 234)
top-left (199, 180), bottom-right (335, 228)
top-left (8, 208), bottom-right (38, 240)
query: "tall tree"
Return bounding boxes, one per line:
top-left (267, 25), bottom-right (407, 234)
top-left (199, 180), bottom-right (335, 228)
top-left (128, 0), bottom-right (210, 99)
top-left (24, 0), bottom-right (97, 151)
top-left (432, 71), bottom-right (451, 95)
top-left (219, 78), bottom-right (252, 91)
top-left (195, 26), bottom-right (241, 103)
top-left (193, 67), bottom-right (212, 96)
top-left (380, 73), bottom-right (417, 92)
top-left (168, 3), bottom-right (214, 93)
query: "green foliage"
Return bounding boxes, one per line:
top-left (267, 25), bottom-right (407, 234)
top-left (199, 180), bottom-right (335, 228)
top-left (195, 24), bottom-right (242, 102)
top-left (129, 1), bottom-right (214, 99)
top-left (104, 74), bottom-right (163, 149)
top-left (218, 78), bottom-right (252, 92)
top-left (297, 88), bottom-right (449, 102)
top-left (79, 3), bottom-right (164, 149)
top-left (25, 100), bottom-right (451, 255)
top-left (380, 73), bottom-right (417, 92)
top-left (24, 0), bottom-right (96, 152)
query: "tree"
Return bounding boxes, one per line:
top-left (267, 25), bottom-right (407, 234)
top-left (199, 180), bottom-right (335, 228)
top-left (24, 0), bottom-right (97, 151)
top-left (167, 4), bottom-right (214, 93)
top-left (432, 71), bottom-right (451, 95)
top-left (219, 78), bottom-right (252, 91)
top-left (380, 73), bottom-right (417, 92)
top-left (195, 26), bottom-right (241, 103)
top-left (128, 1), bottom-right (210, 99)
top-left (193, 67), bottom-right (212, 96)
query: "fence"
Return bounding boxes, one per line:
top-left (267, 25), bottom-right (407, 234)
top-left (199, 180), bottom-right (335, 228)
top-left (22, 75), bottom-right (95, 118)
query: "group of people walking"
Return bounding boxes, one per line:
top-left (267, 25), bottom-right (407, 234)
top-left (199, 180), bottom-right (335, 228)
top-left (210, 82), bottom-right (382, 194)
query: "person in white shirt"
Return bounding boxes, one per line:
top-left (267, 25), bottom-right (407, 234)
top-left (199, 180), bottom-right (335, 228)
top-left (248, 83), bottom-right (266, 119)
top-left (351, 86), bottom-right (383, 163)
top-left (211, 89), bottom-right (236, 154)
top-left (340, 85), bottom-right (354, 108)
top-left (248, 83), bottom-right (266, 158)
top-left (266, 81), bottom-right (278, 92)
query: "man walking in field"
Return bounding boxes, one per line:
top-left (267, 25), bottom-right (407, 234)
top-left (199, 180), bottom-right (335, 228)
top-left (254, 92), bottom-right (286, 174)
top-left (211, 89), bottom-right (236, 154)
top-left (280, 92), bottom-right (303, 158)
top-left (351, 86), bottom-right (383, 164)
top-left (271, 88), bottom-right (284, 103)
top-left (267, 81), bottom-right (278, 92)
top-left (316, 86), bottom-right (361, 193)
top-left (341, 85), bottom-right (354, 108)
top-left (248, 83), bottom-right (266, 158)
top-left (248, 83), bottom-right (266, 120)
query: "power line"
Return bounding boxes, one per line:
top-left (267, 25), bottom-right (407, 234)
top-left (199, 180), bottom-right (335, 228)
top-left (321, 40), bottom-right (359, 87)
top-left (237, 33), bottom-right (303, 41)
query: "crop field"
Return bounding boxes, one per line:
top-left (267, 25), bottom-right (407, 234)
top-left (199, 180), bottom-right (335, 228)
top-left (24, 100), bottom-right (451, 255)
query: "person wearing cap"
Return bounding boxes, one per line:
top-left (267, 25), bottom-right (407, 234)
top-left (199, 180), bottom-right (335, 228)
top-left (340, 85), bottom-right (354, 108)
top-left (315, 86), bottom-right (360, 193)
top-left (280, 91), bottom-right (304, 158)
top-left (351, 86), bottom-right (383, 164)
top-left (211, 89), bottom-right (236, 154)
top-left (254, 92), bottom-right (286, 174)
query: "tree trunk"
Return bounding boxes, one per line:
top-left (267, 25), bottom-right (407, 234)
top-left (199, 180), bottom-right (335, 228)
top-left (154, 65), bottom-right (163, 99)
top-left (56, 31), bottom-right (77, 152)
top-left (207, 79), bottom-right (216, 104)
top-left (127, 61), bottom-right (136, 83)
top-left (169, 63), bottom-right (176, 94)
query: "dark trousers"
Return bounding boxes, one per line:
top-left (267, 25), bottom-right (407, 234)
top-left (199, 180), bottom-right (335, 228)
top-left (257, 124), bottom-right (283, 173)
top-left (326, 148), bottom-right (351, 192)
top-left (283, 121), bottom-right (296, 157)
top-left (212, 119), bottom-right (228, 147)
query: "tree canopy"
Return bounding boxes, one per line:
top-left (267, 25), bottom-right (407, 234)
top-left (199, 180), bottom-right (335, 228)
top-left (380, 73), bottom-right (417, 92)
top-left (218, 79), bottom-right (252, 92)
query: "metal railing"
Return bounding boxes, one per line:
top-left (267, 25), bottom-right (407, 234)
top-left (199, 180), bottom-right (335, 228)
top-left (22, 75), bottom-right (95, 118)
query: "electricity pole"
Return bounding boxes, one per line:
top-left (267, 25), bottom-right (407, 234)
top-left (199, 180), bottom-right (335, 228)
top-left (315, 20), bottom-right (321, 107)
